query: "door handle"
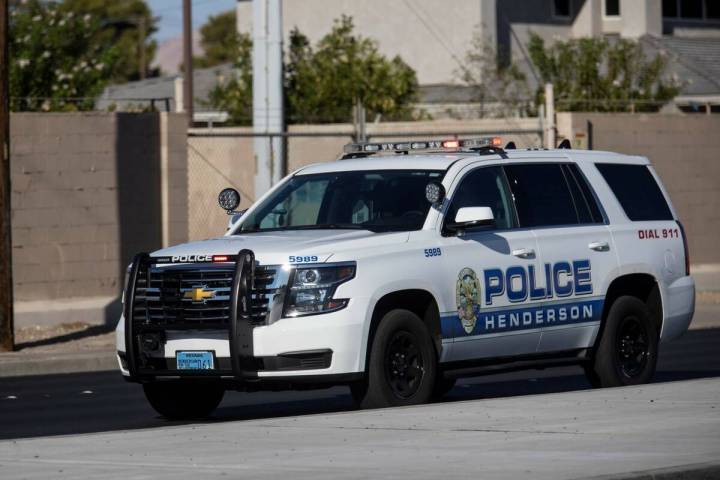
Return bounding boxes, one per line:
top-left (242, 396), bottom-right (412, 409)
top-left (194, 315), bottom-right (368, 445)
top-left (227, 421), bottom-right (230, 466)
top-left (511, 248), bottom-right (535, 259)
top-left (588, 241), bottom-right (610, 252)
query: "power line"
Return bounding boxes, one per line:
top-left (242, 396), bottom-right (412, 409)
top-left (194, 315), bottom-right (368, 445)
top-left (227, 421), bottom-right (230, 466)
top-left (401, 0), bottom-right (465, 71)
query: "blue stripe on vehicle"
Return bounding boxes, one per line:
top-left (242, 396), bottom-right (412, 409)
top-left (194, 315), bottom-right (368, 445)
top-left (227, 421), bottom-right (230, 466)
top-left (440, 297), bottom-right (604, 339)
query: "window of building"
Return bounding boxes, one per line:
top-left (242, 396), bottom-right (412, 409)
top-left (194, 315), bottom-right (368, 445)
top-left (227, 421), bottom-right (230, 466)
top-left (503, 164), bottom-right (579, 228)
top-left (663, 0), bottom-right (720, 19)
top-left (605, 0), bottom-right (620, 17)
top-left (707, 0), bottom-right (720, 18)
top-left (553, 0), bottom-right (572, 18)
top-left (683, 0), bottom-right (704, 18)
top-left (595, 164), bottom-right (673, 221)
top-left (663, 0), bottom-right (679, 17)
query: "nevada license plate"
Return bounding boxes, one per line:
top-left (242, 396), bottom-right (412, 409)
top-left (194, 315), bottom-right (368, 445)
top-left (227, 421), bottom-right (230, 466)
top-left (176, 351), bottom-right (214, 370)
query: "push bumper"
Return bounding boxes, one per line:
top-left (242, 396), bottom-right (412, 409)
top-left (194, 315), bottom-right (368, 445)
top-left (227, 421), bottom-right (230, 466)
top-left (119, 250), bottom-right (366, 384)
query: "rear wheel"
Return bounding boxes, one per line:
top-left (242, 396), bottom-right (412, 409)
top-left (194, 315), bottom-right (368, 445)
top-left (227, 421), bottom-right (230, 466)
top-left (586, 296), bottom-right (658, 388)
top-left (354, 309), bottom-right (437, 409)
top-left (143, 382), bottom-right (225, 419)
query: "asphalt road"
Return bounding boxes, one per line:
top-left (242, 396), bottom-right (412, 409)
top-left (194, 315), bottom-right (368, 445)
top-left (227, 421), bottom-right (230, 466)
top-left (1, 328), bottom-right (719, 441)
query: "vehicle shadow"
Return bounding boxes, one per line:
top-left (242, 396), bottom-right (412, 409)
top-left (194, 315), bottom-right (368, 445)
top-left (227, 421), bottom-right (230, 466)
top-left (14, 324), bottom-right (115, 350)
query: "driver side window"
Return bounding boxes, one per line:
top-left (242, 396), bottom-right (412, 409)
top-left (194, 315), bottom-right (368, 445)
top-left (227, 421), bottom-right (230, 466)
top-left (445, 166), bottom-right (516, 230)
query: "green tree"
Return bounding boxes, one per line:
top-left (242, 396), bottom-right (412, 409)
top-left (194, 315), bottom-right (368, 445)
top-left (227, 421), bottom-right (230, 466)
top-left (205, 32), bottom-right (253, 124)
top-left (61, 0), bottom-right (157, 82)
top-left (286, 16), bottom-right (419, 123)
top-left (208, 15), bottom-right (420, 125)
top-left (457, 28), bottom-right (532, 118)
top-left (527, 33), bottom-right (680, 112)
top-left (9, 0), bottom-right (120, 111)
top-left (194, 10), bottom-right (240, 68)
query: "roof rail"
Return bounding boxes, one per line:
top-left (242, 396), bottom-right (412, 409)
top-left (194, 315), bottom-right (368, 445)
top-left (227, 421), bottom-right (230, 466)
top-left (341, 137), bottom-right (504, 159)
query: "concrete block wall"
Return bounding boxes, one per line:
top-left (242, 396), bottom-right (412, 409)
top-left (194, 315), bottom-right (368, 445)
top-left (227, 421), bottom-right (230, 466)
top-left (558, 113), bottom-right (720, 264)
top-left (10, 112), bottom-right (188, 305)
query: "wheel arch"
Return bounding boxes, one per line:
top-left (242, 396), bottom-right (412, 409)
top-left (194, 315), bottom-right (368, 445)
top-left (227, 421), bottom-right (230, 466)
top-left (598, 273), bottom-right (663, 345)
top-left (362, 289), bottom-right (442, 374)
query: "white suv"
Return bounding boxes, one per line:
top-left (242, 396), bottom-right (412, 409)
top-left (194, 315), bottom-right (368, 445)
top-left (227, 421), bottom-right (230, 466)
top-left (116, 138), bottom-right (695, 418)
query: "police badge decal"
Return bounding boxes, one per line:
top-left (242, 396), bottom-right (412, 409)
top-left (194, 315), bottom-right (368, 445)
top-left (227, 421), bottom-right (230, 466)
top-left (456, 268), bottom-right (481, 334)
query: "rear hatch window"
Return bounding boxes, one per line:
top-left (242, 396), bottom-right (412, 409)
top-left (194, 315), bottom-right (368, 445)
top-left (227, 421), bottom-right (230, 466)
top-left (595, 164), bottom-right (673, 221)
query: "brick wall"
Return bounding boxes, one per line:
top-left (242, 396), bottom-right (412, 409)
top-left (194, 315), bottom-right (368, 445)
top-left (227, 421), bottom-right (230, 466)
top-left (558, 113), bottom-right (720, 264)
top-left (10, 112), bottom-right (188, 302)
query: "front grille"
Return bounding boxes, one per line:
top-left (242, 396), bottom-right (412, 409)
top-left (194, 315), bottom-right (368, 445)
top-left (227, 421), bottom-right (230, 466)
top-left (132, 262), bottom-right (279, 330)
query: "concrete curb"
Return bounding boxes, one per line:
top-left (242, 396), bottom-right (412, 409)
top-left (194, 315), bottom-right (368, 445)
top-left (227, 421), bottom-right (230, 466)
top-left (0, 350), bottom-right (117, 378)
top-left (580, 462), bottom-right (720, 480)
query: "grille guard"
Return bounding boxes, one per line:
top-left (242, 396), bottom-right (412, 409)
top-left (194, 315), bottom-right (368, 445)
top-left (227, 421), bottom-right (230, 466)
top-left (124, 249), bottom-right (259, 382)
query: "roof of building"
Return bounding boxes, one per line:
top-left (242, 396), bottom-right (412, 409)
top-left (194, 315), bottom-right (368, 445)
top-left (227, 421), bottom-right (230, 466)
top-left (95, 63), bottom-right (236, 111)
top-left (641, 35), bottom-right (720, 97)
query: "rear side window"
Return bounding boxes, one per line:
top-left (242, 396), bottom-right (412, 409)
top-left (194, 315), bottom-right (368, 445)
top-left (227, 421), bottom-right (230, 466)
top-left (504, 164), bottom-right (578, 227)
top-left (563, 164), bottom-right (604, 224)
top-left (596, 164), bottom-right (673, 221)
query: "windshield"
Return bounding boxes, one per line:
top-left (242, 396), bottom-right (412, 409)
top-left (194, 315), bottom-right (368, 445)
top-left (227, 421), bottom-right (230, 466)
top-left (237, 170), bottom-right (445, 233)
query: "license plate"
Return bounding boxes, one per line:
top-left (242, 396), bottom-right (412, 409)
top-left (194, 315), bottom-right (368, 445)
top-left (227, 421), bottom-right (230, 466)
top-left (176, 351), bottom-right (214, 370)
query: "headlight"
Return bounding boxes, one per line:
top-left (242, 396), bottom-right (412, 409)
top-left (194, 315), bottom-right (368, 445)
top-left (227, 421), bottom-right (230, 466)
top-left (283, 263), bottom-right (356, 317)
top-left (121, 263), bottom-right (132, 305)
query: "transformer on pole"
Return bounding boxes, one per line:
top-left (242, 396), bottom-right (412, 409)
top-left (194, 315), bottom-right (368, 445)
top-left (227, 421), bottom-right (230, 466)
top-left (252, 0), bottom-right (285, 197)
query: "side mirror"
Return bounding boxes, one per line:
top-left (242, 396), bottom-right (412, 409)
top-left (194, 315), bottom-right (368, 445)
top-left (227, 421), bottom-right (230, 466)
top-left (218, 188), bottom-right (241, 214)
top-left (447, 206), bottom-right (494, 232)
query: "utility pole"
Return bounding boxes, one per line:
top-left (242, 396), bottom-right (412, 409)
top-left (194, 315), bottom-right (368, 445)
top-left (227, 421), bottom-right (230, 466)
top-left (138, 16), bottom-right (146, 80)
top-left (182, 0), bottom-right (193, 126)
top-left (0, 0), bottom-right (14, 352)
top-left (253, 0), bottom-right (284, 196)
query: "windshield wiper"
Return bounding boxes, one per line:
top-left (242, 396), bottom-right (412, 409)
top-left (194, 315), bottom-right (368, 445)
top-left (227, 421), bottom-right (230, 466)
top-left (238, 224), bottom-right (369, 233)
top-left (285, 224), bottom-right (369, 231)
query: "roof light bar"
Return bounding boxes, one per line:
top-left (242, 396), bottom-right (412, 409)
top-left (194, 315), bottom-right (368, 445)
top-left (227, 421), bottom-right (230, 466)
top-left (343, 137), bottom-right (502, 154)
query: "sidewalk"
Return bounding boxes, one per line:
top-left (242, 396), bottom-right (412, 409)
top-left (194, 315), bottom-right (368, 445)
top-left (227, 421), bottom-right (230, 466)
top-left (0, 323), bottom-right (117, 377)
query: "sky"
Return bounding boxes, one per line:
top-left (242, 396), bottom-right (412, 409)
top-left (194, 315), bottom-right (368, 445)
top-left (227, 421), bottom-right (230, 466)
top-left (148, 0), bottom-right (238, 42)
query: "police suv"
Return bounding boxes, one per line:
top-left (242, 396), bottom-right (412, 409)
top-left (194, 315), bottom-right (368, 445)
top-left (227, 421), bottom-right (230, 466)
top-left (116, 137), bottom-right (695, 419)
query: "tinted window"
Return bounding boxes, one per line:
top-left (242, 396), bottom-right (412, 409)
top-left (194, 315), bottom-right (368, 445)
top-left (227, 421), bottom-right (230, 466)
top-left (504, 164), bottom-right (578, 227)
top-left (596, 164), bottom-right (673, 221)
top-left (239, 170), bottom-right (443, 233)
top-left (564, 164), bottom-right (604, 224)
top-left (446, 166), bottom-right (515, 230)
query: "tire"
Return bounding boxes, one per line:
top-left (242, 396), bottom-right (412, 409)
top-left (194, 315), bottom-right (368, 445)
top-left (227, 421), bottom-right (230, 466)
top-left (586, 295), bottom-right (659, 388)
top-left (143, 382), bottom-right (225, 420)
top-left (355, 309), bottom-right (437, 409)
top-left (432, 376), bottom-right (457, 400)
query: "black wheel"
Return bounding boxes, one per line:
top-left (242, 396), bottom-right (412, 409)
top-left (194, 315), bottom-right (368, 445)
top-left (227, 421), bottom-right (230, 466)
top-left (355, 309), bottom-right (437, 409)
top-left (143, 382), bottom-right (225, 419)
top-left (586, 296), bottom-right (658, 388)
top-left (432, 376), bottom-right (456, 400)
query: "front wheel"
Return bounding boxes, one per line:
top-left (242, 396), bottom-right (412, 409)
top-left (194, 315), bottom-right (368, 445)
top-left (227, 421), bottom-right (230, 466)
top-left (585, 295), bottom-right (659, 388)
top-left (354, 309), bottom-right (437, 409)
top-left (143, 382), bottom-right (225, 419)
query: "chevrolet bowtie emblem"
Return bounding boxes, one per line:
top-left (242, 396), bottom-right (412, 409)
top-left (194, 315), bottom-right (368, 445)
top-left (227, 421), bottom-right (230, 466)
top-left (184, 286), bottom-right (215, 302)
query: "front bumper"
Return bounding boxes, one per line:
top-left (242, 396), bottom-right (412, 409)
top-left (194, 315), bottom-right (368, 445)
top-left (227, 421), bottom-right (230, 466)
top-left (118, 251), bottom-right (367, 383)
